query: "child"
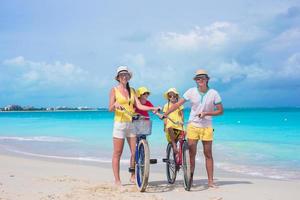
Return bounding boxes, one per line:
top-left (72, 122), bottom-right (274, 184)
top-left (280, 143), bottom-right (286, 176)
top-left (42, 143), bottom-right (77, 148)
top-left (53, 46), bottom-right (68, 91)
top-left (135, 87), bottom-right (153, 118)
top-left (163, 88), bottom-right (184, 155)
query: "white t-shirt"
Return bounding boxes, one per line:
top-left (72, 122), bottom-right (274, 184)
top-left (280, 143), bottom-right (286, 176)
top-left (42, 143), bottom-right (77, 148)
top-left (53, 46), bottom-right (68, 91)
top-left (183, 87), bottom-right (222, 127)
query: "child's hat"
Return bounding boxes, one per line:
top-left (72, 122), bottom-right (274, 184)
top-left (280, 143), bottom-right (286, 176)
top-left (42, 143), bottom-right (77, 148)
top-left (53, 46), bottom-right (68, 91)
top-left (164, 88), bottom-right (179, 99)
top-left (136, 87), bottom-right (150, 98)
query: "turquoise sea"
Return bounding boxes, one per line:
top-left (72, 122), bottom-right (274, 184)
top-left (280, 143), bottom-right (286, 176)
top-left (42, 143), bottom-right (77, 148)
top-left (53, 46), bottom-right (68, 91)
top-left (0, 108), bottom-right (300, 180)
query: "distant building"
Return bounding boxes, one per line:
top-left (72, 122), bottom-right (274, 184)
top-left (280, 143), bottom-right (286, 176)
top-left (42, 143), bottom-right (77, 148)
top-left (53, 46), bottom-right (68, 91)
top-left (78, 106), bottom-right (93, 110)
top-left (97, 107), bottom-right (108, 111)
top-left (4, 105), bottom-right (23, 111)
top-left (23, 106), bottom-right (35, 111)
top-left (1, 105), bottom-right (97, 111)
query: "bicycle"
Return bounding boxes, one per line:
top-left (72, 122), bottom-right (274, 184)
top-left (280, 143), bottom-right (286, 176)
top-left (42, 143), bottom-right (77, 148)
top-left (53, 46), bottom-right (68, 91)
top-left (159, 114), bottom-right (192, 191)
top-left (123, 108), bottom-right (157, 192)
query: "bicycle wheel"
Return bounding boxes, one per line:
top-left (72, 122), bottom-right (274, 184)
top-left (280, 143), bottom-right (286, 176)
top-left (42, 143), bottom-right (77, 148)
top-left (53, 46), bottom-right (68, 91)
top-left (182, 140), bottom-right (191, 191)
top-left (135, 139), bottom-right (150, 192)
top-left (166, 143), bottom-right (177, 184)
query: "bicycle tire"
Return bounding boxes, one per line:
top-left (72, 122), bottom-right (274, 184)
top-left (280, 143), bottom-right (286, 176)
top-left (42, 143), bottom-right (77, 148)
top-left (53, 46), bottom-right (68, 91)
top-left (182, 140), bottom-right (191, 191)
top-left (166, 143), bottom-right (177, 184)
top-left (135, 139), bottom-right (150, 192)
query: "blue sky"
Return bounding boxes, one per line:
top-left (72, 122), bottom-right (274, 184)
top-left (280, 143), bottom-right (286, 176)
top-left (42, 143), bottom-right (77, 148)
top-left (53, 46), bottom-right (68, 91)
top-left (0, 0), bottom-right (300, 108)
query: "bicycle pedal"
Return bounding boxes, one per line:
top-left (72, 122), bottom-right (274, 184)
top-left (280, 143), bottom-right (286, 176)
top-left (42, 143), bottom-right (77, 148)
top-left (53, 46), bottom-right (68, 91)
top-left (128, 167), bottom-right (135, 173)
top-left (162, 158), bottom-right (168, 162)
top-left (150, 159), bottom-right (157, 164)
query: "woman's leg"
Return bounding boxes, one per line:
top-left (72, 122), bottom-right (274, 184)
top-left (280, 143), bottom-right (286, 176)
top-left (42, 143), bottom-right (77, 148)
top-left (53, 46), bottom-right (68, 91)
top-left (188, 139), bottom-right (198, 183)
top-left (202, 141), bottom-right (215, 187)
top-left (127, 136), bottom-right (136, 183)
top-left (112, 137), bottom-right (125, 185)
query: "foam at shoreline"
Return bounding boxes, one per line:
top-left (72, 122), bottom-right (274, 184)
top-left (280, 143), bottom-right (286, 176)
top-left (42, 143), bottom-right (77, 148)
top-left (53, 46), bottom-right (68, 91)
top-left (2, 144), bottom-right (300, 181)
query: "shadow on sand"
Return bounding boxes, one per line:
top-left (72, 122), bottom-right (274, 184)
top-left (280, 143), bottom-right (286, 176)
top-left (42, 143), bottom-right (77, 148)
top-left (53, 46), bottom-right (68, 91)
top-left (144, 178), bottom-right (252, 193)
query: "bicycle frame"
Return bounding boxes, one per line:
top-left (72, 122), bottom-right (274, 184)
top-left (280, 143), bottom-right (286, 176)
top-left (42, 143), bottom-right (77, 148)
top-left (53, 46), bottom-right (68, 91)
top-left (160, 112), bottom-right (191, 191)
top-left (175, 131), bottom-right (186, 166)
top-left (122, 107), bottom-right (157, 192)
top-left (135, 134), bottom-right (147, 185)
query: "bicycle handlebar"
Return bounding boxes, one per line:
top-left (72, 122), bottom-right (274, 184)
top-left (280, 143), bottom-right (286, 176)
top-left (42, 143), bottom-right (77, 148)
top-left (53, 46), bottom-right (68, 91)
top-left (119, 106), bottom-right (150, 120)
top-left (119, 106), bottom-right (184, 125)
top-left (154, 111), bottom-right (184, 126)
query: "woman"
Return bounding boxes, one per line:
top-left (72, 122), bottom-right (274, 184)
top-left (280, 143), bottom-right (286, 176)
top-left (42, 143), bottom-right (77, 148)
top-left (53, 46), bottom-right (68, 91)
top-left (109, 66), bottom-right (159, 185)
top-left (162, 69), bottom-right (223, 188)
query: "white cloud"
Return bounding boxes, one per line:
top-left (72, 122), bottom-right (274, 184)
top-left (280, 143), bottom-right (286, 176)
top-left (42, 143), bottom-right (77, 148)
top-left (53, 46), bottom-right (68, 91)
top-left (281, 52), bottom-right (300, 77)
top-left (2, 56), bottom-right (89, 87)
top-left (212, 61), bottom-right (245, 83)
top-left (209, 60), bottom-right (274, 83)
top-left (209, 52), bottom-right (300, 85)
top-left (287, 52), bottom-right (300, 66)
top-left (156, 22), bottom-right (239, 51)
top-left (265, 28), bottom-right (300, 51)
top-left (121, 54), bottom-right (146, 68)
top-left (3, 56), bottom-right (26, 66)
top-left (119, 53), bottom-right (190, 93)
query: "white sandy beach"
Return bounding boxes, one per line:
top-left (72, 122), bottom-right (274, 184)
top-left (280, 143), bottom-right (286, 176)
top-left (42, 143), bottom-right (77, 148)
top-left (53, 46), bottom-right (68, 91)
top-left (0, 153), bottom-right (299, 200)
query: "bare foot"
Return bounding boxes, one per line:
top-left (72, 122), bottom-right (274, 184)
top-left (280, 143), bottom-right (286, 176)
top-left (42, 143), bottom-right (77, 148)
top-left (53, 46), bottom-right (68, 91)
top-left (114, 180), bottom-right (122, 186)
top-left (190, 172), bottom-right (194, 186)
top-left (208, 183), bottom-right (219, 188)
top-left (129, 176), bottom-right (135, 184)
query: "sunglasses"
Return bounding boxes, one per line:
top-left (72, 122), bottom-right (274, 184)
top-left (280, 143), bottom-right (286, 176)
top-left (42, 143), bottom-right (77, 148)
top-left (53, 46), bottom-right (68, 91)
top-left (168, 94), bottom-right (177, 98)
top-left (195, 77), bottom-right (207, 81)
top-left (119, 73), bottom-right (130, 78)
top-left (142, 92), bottom-right (150, 96)
top-left (194, 74), bottom-right (208, 81)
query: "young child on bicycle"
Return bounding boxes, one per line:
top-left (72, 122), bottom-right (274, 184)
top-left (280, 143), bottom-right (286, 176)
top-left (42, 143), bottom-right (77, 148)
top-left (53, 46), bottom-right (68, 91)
top-left (163, 88), bottom-right (184, 156)
top-left (135, 87), bottom-right (154, 118)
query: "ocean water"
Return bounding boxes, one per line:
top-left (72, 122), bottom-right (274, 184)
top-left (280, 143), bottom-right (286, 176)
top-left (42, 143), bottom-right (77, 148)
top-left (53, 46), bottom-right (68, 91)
top-left (0, 108), bottom-right (300, 180)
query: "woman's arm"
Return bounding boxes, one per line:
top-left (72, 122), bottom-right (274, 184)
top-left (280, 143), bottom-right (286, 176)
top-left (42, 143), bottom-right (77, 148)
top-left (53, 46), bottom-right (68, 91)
top-left (164, 98), bottom-right (186, 116)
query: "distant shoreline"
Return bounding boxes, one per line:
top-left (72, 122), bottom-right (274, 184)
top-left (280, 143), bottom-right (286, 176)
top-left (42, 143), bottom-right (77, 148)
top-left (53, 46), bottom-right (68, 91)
top-left (0, 109), bottom-right (107, 113)
top-left (1, 107), bottom-right (299, 113)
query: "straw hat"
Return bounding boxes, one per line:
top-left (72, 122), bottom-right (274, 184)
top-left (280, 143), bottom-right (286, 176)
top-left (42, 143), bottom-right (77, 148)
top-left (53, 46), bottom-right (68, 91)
top-left (193, 69), bottom-right (209, 80)
top-left (164, 88), bottom-right (179, 99)
top-left (115, 66), bottom-right (132, 80)
top-left (136, 87), bottom-right (150, 98)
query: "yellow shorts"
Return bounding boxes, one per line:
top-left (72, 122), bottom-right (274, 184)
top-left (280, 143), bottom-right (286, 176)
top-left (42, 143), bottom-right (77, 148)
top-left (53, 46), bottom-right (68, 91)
top-left (165, 128), bottom-right (182, 143)
top-left (186, 124), bottom-right (213, 141)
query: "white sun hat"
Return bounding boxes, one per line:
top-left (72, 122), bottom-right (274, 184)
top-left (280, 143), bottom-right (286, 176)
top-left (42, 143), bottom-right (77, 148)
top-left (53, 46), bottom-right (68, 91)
top-left (115, 66), bottom-right (132, 80)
